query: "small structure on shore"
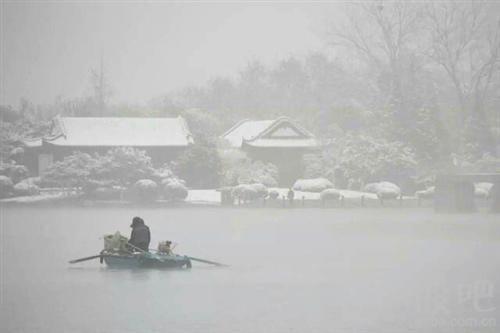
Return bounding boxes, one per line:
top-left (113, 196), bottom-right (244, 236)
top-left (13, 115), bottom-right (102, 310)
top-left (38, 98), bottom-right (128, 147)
top-left (221, 117), bottom-right (319, 186)
top-left (434, 173), bottom-right (499, 213)
top-left (22, 116), bottom-right (194, 175)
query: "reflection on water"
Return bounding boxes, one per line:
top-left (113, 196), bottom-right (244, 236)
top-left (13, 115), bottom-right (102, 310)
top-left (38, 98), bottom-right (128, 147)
top-left (1, 207), bottom-right (499, 333)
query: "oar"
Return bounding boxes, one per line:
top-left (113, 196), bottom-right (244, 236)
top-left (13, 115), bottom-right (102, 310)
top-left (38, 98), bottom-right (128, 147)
top-left (69, 242), bottom-right (146, 264)
top-left (186, 256), bottom-right (228, 267)
top-left (69, 254), bottom-right (108, 264)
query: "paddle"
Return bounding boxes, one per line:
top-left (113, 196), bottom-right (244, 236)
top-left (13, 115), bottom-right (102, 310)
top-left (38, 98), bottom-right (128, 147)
top-left (186, 256), bottom-right (228, 267)
top-left (69, 254), bottom-right (107, 264)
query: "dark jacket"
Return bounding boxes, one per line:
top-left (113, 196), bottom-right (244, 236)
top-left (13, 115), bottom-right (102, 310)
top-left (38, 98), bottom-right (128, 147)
top-left (129, 224), bottom-right (151, 251)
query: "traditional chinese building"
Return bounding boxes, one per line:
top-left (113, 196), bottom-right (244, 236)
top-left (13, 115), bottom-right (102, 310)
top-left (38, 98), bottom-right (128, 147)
top-left (23, 116), bottom-right (194, 175)
top-left (222, 117), bottom-right (320, 186)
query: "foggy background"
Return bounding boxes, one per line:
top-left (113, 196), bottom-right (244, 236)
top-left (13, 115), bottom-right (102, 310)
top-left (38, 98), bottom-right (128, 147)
top-left (1, 2), bottom-right (328, 104)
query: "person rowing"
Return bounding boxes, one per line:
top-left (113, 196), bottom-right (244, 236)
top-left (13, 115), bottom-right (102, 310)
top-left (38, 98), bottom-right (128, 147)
top-left (128, 216), bottom-right (151, 252)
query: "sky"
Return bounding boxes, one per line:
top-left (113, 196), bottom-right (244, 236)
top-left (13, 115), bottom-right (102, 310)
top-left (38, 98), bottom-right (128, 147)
top-left (0, 1), bottom-right (338, 106)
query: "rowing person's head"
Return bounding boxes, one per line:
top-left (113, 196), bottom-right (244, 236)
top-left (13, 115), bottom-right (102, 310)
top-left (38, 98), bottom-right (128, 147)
top-left (131, 216), bottom-right (144, 228)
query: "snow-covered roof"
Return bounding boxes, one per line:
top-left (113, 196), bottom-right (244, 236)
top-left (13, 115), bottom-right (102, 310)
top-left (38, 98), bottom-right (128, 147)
top-left (222, 117), bottom-right (318, 149)
top-left (42, 116), bottom-right (193, 147)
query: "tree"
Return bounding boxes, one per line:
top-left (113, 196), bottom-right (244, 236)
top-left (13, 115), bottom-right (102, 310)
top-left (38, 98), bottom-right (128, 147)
top-left (173, 143), bottom-right (221, 188)
top-left (425, 1), bottom-right (500, 157)
top-left (42, 152), bottom-right (98, 192)
top-left (98, 147), bottom-right (155, 187)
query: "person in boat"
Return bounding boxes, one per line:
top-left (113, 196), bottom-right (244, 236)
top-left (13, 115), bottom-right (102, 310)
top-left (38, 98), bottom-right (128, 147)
top-left (128, 217), bottom-right (151, 252)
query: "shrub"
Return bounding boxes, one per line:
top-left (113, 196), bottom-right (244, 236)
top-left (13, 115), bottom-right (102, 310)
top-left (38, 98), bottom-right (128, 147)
top-left (269, 189), bottom-right (280, 200)
top-left (162, 178), bottom-right (189, 201)
top-left (231, 183), bottom-right (268, 202)
top-left (98, 147), bottom-right (156, 187)
top-left (0, 162), bottom-right (29, 183)
top-left (293, 178), bottom-right (334, 193)
top-left (221, 153), bottom-right (279, 187)
top-left (41, 152), bottom-right (97, 192)
top-left (320, 188), bottom-right (341, 201)
top-left (0, 175), bottom-right (14, 198)
top-left (374, 182), bottom-right (401, 200)
top-left (311, 135), bottom-right (417, 188)
top-left (129, 179), bottom-right (159, 202)
top-left (173, 143), bottom-right (222, 188)
top-left (13, 181), bottom-right (40, 196)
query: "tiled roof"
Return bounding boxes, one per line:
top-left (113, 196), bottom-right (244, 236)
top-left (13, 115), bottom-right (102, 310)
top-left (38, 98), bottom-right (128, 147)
top-left (43, 116), bottom-right (193, 147)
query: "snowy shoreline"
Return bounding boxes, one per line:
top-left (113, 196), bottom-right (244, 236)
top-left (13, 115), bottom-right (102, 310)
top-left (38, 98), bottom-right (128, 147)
top-left (0, 188), bottom-right (427, 208)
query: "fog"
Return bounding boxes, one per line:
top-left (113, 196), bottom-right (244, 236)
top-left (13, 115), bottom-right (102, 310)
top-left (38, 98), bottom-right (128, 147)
top-left (1, 1), bottom-right (499, 333)
top-left (1, 2), bottom-right (328, 105)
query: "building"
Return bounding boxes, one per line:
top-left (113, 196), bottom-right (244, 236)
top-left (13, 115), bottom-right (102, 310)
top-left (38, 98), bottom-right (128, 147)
top-left (23, 116), bottom-right (194, 175)
top-left (222, 117), bottom-right (320, 185)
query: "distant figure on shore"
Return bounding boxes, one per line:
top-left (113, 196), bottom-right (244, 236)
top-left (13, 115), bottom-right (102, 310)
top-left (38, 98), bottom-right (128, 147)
top-left (129, 216), bottom-right (151, 252)
top-left (287, 188), bottom-right (295, 207)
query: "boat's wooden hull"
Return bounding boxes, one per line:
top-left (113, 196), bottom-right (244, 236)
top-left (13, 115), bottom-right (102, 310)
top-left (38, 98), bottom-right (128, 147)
top-left (102, 253), bottom-right (191, 269)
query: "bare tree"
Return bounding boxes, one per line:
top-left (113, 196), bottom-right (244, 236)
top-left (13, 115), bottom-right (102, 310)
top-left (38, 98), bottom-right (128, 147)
top-left (425, 1), bottom-right (500, 153)
top-left (330, 1), bottom-right (425, 111)
top-left (90, 56), bottom-right (112, 116)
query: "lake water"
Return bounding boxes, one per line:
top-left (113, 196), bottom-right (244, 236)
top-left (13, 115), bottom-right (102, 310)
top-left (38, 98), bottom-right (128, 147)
top-left (1, 206), bottom-right (499, 333)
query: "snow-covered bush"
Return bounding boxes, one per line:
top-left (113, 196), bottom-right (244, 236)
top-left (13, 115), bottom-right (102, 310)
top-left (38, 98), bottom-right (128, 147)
top-left (220, 150), bottom-right (279, 187)
top-left (374, 182), bottom-right (401, 200)
top-left (309, 135), bottom-right (416, 189)
top-left (0, 162), bottom-right (29, 183)
top-left (162, 178), bottom-right (188, 201)
top-left (129, 179), bottom-right (159, 202)
top-left (0, 175), bottom-right (14, 198)
top-left (231, 183), bottom-right (268, 202)
top-left (363, 183), bottom-right (380, 193)
top-left (293, 178), bottom-right (334, 193)
top-left (13, 180), bottom-right (40, 196)
top-left (268, 190), bottom-right (280, 200)
top-left (320, 188), bottom-right (341, 201)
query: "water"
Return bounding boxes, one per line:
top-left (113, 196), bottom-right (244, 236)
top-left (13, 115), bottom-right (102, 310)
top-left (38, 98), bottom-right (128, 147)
top-left (1, 206), bottom-right (499, 332)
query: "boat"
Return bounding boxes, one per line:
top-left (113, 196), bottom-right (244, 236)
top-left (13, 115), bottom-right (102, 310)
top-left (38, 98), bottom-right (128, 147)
top-left (101, 251), bottom-right (192, 269)
top-left (69, 231), bottom-right (226, 268)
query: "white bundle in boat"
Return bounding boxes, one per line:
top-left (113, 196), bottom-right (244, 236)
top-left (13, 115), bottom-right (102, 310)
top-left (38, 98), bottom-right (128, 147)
top-left (104, 231), bottom-right (129, 252)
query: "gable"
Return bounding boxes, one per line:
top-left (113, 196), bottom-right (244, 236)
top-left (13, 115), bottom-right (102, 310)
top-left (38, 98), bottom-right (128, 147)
top-left (265, 124), bottom-right (306, 139)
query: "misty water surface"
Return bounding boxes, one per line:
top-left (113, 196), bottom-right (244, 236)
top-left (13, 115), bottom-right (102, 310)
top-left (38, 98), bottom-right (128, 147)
top-left (1, 207), bottom-right (499, 333)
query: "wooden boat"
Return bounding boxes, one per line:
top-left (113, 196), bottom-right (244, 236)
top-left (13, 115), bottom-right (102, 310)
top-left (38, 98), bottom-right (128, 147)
top-left (101, 251), bottom-right (192, 269)
top-left (69, 232), bottom-right (225, 268)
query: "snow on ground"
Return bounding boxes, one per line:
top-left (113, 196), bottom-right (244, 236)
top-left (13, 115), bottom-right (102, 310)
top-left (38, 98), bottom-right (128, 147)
top-left (184, 188), bottom-right (379, 204)
top-left (0, 192), bottom-right (67, 204)
top-left (1, 188), bottom-right (383, 205)
top-left (186, 189), bottom-right (221, 204)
